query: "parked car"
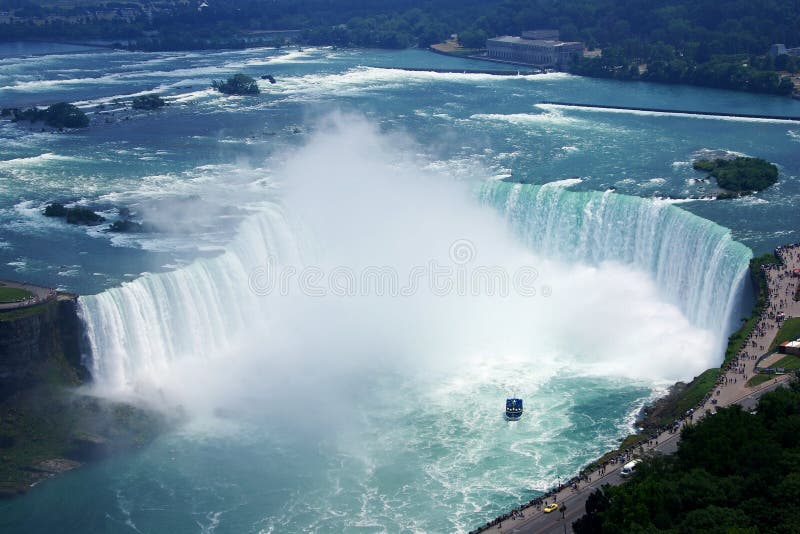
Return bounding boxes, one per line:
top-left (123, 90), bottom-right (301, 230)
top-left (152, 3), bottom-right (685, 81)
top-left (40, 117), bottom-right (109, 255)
top-left (620, 459), bottom-right (642, 478)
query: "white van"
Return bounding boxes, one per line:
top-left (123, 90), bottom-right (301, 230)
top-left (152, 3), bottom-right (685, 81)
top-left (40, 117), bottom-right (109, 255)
top-left (620, 459), bottom-right (641, 478)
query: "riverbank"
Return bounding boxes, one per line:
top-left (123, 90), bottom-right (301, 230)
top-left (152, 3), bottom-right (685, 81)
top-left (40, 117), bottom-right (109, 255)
top-left (429, 45), bottom-right (799, 99)
top-left (472, 242), bottom-right (800, 533)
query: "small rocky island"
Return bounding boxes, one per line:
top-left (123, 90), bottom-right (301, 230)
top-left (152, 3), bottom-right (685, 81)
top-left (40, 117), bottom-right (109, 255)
top-left (693, 156), bottom-right (779, 199)
top-left (107, 219), bottom-right (155, 233)
top-left (43, 203), bottom-right (154, 233)
top-left (212, 73), bottom-right (260, 95)
top-left (131, 93), bottom-right (166, 110)
top-left (1, 102), bottom-right (89, 129)
top-left (43, 203), bottom-right (105, 225)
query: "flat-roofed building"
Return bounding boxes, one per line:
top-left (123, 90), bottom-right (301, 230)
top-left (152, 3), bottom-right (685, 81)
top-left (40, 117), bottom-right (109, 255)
top-left (486, 35), bottom-right (584, 67)
top-left (522, 29), bottom-right (559, 40)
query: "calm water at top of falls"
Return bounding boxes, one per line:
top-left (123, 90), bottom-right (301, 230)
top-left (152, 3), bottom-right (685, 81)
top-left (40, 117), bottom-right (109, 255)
top-left (0, 43), bottom-right (798, 533)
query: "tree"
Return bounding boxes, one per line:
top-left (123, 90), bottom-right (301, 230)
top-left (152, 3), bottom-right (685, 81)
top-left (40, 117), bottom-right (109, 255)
top-left (692, 157), bottom-right (779, 194)
top-left (458, 29), bottom-right (487, 49)
top-left (572, 383), bottom-right (800, 533)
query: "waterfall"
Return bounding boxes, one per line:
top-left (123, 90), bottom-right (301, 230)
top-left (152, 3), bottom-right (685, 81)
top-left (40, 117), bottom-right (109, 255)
top-left (79, 181), bottom-right (752, 394)
top-left (77, 202), bottom-right (300, 393)
top-left (479, 181), bottom-right (753, 337)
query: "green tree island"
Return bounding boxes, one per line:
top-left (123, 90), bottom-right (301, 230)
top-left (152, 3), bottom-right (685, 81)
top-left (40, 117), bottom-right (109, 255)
top-left (693, 157), bottom-right (779, 198)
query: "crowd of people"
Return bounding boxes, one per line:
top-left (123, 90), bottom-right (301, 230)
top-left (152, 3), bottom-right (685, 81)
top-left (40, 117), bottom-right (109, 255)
top-left (741, 244), bottom-right (799, 370)
top-left (470, 490), bottom-right (552, 533)
top-left (703, 243), bottom-right (800, 406)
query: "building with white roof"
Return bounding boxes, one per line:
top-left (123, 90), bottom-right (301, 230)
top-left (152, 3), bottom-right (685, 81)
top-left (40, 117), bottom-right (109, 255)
top-left (487, 34), bottom-right (584, 68)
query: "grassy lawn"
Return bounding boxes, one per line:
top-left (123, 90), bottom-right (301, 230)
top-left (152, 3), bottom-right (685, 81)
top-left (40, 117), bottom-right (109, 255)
top-left (769, 317), bottom-right (800, 351)
top-left (773, 354), bottom-right (800, 370)
top-left (746, 374), bottom-right (774, 388)
top-left (0, 286), bottom-right (34, 303)
top-left (725, 314), bottom-right (758, 365)
top-left (674, 368), bottom-right (721, 416)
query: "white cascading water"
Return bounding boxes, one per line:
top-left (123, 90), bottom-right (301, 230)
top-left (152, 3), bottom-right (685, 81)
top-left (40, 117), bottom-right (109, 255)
top-left (78, 119), bottom-right (752, 407)
top-left (78, 202), bottom-right (302, 394)
top-left (479, 181), bottom-right (752, 339)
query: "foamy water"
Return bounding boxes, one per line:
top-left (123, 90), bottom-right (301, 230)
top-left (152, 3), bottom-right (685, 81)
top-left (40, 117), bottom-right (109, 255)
top-left (1, 44), bottom-right (799, 534)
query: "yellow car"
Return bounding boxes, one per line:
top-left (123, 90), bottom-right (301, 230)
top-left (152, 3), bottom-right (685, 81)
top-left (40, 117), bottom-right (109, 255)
top-left (543, 503), bottom-right (559, 513)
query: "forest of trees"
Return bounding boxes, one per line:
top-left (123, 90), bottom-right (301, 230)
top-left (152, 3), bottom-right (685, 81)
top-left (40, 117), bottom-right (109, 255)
top-left (470, 0), bottom-right (800, 94)
top-left (573, 381), bottom-right (800, 533)
top-left (2, 0), bottom-right (799, 94)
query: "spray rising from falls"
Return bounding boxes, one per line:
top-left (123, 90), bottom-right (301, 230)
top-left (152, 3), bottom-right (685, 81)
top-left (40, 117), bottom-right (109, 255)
top-left (78, 202), bottom-right (302, 396)
top-left (78, 117), bottom-right (752, 411)
top-left (479, 181), bottom-right (753, 340)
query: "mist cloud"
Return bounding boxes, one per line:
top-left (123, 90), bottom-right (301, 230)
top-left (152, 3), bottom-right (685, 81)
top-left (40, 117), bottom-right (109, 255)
top-left (82, 113), bottom-right (718, 426)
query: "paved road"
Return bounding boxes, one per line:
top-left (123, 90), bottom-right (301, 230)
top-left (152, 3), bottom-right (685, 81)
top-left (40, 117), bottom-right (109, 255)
top-left (504, 469), bottom-right (624, 534)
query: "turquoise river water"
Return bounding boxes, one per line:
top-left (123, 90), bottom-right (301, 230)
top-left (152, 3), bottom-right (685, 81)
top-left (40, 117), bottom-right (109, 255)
top-left (1, 43), bottom-right (799, 533)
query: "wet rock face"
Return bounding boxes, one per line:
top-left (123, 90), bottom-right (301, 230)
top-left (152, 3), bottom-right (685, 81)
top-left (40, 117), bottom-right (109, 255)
top-left (0, 298), bottom-right (88, 401)
top-left (0, 291), bottom-right (167, 497)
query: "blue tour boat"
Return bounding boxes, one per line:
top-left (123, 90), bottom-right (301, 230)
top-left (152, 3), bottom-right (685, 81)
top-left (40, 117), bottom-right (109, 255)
top-left (505, 398), bottom-right (523, 421)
